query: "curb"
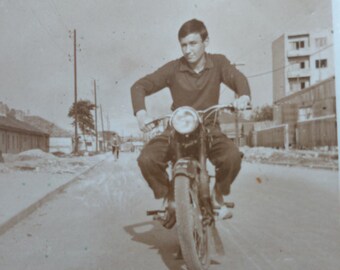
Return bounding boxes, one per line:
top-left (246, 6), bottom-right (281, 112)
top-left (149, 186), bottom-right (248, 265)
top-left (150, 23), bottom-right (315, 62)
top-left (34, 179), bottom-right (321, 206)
top-left (0, 158), bottom-right (106, 237)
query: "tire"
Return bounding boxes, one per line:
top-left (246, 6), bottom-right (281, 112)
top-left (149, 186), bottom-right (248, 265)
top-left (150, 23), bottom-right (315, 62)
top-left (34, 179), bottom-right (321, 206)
top-left (175, 175), bottom-right (211, 270)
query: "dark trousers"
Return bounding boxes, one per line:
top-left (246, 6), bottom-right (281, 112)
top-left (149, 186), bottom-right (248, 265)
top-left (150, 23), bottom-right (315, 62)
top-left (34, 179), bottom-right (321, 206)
top-left (137, 125), bottom-right (242, 199)
top-left (112, 146), bottom-right (119, 158)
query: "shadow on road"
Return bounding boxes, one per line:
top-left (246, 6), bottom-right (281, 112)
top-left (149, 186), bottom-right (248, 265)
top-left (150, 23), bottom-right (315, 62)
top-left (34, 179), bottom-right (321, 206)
top-left (124, 221), bottom-right (185, 270)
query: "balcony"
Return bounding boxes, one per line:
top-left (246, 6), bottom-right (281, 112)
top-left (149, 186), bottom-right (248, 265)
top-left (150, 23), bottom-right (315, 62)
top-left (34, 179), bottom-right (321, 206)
top-left (287, 48), bottom-right (311, 57)
top-left (287, 68), bottom-right (311, 78)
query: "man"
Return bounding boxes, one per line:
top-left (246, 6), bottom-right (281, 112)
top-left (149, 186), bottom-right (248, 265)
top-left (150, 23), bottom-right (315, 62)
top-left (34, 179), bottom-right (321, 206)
top-left (111, 133), bottom-right (120, 160)
top-left (131, 19), bottom-right (251, 229)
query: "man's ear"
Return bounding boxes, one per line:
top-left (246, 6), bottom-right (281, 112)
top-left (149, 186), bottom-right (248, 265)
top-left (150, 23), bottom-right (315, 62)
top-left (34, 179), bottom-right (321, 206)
top-left (204, 37), bottom-right (209, 47)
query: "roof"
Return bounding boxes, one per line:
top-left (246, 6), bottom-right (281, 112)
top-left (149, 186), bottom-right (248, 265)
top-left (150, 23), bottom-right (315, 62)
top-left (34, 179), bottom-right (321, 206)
top-left (0, 116), bottom-right (48, 136)
top-left (24, 116), bottom-right (72, 137)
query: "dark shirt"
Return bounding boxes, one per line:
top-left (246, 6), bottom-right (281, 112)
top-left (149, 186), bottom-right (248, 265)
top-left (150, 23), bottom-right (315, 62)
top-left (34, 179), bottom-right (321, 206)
top-left (131, 53), bottom-right (250, 115)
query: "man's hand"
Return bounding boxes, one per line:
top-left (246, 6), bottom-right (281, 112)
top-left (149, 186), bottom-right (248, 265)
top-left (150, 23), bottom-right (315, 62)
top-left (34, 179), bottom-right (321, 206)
top-left (233, 95), bottom-right (251, 110)
top-left (136, 110), bottom-right (154, 133)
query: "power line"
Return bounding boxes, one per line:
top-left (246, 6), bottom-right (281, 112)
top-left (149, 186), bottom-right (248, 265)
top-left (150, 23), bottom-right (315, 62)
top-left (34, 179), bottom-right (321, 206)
top-left (247, 43), bottom-right (333, 79)
top-left (27, 4), bottom-right (69, 57)
top-left (233, 1), bottom-right (331, 64)
top-left (219, 43), bottom-right (333, 101)
top-left (48, 0), bottom-right (70, 33)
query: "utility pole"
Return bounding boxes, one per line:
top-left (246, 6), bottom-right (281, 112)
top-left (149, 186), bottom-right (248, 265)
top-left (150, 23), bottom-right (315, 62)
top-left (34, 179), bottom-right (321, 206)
top-left (100, 104), bottom-right (106, 152)
top-left (94, 80), bottom-right (98, 152)
top-left (106, 114), bottom-right (110, 132)
top-left (70, 29), bottom-right (79, 154)
top-left (232, 63), bottom-right (245, 147)
top-left (234, 94), bottom-right (240, 147)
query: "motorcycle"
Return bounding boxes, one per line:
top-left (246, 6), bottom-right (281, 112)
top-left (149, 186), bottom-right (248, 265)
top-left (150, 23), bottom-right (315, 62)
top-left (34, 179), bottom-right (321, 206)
top-left (146, 104), bottom-right (246, 270)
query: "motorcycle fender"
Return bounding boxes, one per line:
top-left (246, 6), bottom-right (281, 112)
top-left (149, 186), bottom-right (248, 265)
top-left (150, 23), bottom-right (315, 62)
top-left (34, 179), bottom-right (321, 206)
top-left (173, 159), bottom-right (199, 179)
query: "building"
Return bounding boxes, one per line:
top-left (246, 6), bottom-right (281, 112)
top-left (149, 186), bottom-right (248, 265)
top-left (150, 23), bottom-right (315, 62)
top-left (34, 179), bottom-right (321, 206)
top-left (252, 30), bottom-right (337, 149)
top-left (272, 29), bottom-right (334, 102)
top-left (24, 115), bottom-right (73, 154)
top-left (0, 103), bottom-right (49, 154)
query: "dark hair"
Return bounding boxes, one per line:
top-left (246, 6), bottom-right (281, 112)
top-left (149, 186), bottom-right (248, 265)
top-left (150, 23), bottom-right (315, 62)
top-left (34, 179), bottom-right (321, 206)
top-left (178, 19), bottom-right (208, 41)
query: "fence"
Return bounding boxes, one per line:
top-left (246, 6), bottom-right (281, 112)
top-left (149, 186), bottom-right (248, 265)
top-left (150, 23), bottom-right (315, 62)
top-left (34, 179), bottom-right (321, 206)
top-left (296, 115), bottom-right (337, 149)
top-left (254, 124), bottom-right (289, 149)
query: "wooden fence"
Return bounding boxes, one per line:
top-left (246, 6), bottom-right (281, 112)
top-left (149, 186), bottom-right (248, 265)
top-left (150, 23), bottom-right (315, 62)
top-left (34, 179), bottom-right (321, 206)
top-left (254, 124), bottom-right (289, 149)
top-left (252, 115), bottom-right (338, 149)
top-left (296, 115), bottom-right (337, 149)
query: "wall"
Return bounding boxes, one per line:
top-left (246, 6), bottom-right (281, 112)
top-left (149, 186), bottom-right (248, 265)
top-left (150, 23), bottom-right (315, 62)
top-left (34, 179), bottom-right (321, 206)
top-left (0, 129), bottom-right (49, 154)
top-left (272, 35), bottom-right (286, 102)
top-left (296, 115), bottom-right (337, 149)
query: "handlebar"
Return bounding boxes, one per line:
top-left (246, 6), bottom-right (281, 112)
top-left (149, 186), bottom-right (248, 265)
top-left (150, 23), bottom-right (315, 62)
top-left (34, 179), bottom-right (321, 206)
top-left (201, 103), bottom-right (252, 121)
top-left (144, 103), bottom-right (252, 130)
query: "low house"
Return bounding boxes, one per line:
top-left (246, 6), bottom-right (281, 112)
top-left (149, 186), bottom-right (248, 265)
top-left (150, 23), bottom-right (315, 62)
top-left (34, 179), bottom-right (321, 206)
top-left (24, 115), bottom-right (73, 154)
top-left (0, 104), bottom-right (49, 154)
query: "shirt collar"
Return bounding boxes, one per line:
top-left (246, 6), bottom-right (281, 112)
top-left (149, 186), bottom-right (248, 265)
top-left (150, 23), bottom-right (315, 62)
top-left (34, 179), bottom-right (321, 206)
top-left (179, 53), bottom-right (214, 73)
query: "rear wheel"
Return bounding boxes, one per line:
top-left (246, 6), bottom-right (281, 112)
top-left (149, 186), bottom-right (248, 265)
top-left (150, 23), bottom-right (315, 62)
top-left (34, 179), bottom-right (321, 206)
top-left (174, 175), bottom-right (211, 270)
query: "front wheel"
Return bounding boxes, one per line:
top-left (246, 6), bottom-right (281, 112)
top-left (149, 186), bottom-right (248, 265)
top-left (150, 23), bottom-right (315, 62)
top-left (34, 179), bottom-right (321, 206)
top-left (174, 175), bottom-right (211, 270)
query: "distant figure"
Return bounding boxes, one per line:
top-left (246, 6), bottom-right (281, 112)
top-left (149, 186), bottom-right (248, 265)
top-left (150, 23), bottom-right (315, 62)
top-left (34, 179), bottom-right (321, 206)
top-left (111, 134), bottom-right (121, 161)
top-left (0, 150), bottom-right (4, 163)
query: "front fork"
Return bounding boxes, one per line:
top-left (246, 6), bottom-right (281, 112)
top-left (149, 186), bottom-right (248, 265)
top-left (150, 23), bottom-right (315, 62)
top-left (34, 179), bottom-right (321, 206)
top-left (171, 128), bottom-right (214, 223)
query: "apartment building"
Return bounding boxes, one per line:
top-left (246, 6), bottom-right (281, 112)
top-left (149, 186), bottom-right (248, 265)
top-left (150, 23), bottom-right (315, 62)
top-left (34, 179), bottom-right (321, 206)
top-left (267, 30), bottom-right (336, 149)
top-left (272, 29), bottom-right (334, 102)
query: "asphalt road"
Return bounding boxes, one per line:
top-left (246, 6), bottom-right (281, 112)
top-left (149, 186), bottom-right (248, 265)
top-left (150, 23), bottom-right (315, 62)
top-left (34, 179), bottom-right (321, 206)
top-left (0, 152), bottom-right (339, 270)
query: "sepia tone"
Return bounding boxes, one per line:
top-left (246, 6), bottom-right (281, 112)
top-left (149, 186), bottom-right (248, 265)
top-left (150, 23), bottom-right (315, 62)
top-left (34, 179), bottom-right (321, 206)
top-left (0, 1), bottom-right (339, 269)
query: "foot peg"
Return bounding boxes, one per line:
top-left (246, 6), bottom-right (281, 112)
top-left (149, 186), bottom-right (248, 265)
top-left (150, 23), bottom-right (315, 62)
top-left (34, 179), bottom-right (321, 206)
top-left (213, 202), bottom-right (235, 209)
top-left (146, 210), bottom-right (166, 221)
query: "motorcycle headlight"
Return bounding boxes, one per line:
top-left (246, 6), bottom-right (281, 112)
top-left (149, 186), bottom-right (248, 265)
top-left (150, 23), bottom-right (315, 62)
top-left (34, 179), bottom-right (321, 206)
top-left (170, 107), bottom-right (200, 134)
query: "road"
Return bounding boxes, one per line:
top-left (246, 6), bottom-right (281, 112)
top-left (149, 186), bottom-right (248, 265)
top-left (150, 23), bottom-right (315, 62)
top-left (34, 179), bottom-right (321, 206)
top-left (0, 152), bottom-right (339, 270)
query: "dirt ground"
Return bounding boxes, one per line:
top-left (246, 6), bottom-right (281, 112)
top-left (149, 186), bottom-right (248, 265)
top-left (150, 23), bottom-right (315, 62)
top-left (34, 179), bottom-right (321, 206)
top-left (241, 146), bottom-right (338, 170)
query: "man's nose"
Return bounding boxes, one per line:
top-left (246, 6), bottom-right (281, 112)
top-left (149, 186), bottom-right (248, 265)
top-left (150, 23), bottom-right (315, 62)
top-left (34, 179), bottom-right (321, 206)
top-left (184, 46), bottom-right (192, 55)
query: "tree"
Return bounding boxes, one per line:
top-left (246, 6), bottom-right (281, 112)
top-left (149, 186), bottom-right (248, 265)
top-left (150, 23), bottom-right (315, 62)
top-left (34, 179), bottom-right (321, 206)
top-left (68, 99), bottom-right (96, 151)
top-left (251, 105), bottom-right (273, 122)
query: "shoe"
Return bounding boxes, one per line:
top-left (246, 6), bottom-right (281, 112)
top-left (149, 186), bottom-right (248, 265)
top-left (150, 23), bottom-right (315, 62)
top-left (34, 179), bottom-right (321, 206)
top-left (212, 185), bottom-right (233, 220)
top-left (216, 205), bottom-right (232, 220)
top-left (162, 199), bottom-right (176, 229)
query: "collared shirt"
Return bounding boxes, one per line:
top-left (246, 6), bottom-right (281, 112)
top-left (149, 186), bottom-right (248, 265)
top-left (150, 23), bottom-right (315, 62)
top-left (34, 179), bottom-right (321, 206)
top-left (131, 53), bottom-right (250, 115)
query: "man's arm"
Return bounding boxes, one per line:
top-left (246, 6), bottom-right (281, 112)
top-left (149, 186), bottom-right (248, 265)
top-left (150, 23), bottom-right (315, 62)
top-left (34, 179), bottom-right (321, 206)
top-left (219, 55), bottom-right (251, 98)
top-left (130, 61), bottom-right (175, 116)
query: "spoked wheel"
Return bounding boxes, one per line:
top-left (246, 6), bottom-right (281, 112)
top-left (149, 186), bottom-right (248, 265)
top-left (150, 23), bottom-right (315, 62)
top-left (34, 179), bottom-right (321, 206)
top-left (174, 175), bottom-right (211, 270)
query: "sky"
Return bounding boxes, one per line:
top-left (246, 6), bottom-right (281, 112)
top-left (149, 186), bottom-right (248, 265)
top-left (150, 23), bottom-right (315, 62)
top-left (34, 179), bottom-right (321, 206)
top-left (0, 0), bottom-right (335, 135)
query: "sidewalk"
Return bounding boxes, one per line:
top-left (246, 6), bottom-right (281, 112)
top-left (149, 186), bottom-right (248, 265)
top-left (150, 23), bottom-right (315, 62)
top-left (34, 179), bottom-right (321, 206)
top-left (0, 150), bottom-right (108, 236)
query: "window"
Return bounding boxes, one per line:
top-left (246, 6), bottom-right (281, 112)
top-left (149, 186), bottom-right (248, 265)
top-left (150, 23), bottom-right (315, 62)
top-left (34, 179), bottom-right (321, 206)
top-left (301, 82), bottom-right (305, 89)
top-left (296, 41), bottom-right (304, 49)
top-left (300, 62), bottom-right (305, 69)
top-left (289, 40), bottom-right (305, 50)
top-left (299, 41), bottom-right (305, 49)
top-left (315, 59), bottom-right (327, 68)
top-left (298, 107), bottom-right (312, 121)
top-left (315, 37), bottom-right (327, 48)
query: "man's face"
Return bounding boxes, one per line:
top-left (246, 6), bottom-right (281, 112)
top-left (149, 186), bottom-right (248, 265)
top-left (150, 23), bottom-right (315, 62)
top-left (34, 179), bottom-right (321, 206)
top-left (179, 33), bottom-right (208, 65)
